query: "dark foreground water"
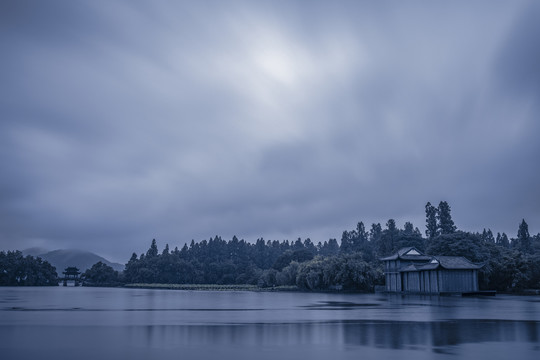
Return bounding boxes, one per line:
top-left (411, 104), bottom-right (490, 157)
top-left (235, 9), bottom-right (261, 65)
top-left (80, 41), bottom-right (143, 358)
top-left (0, 287), bottom-right (539, 360)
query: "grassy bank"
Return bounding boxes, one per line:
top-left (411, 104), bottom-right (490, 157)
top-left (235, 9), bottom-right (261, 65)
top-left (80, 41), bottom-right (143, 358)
top-left (124, 283), bottom-right (299, 292)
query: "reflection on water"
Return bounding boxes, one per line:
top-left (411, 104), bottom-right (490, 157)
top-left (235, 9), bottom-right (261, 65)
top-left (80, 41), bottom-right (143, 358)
top-left (0, 287), bottom-right (539, 360)
top-left (342, 319), bottom-right (539, 348)
top-left (79, 319), bottom-right (540, 348)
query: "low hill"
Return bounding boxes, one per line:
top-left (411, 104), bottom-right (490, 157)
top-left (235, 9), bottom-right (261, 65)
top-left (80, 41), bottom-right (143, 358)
top-left (23, 248), bottom-right (124, 273)
top-left (21, 247), bottom-right (50, 257)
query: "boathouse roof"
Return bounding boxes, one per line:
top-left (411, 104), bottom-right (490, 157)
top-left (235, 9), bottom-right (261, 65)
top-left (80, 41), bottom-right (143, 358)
top-left (399, 255), bottom-right (483, 272)
top-left (379, 247), bottom-right (432, 261)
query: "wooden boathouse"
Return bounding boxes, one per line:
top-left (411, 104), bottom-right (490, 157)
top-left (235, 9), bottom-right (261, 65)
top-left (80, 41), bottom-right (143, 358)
top-left (380, 247), bottom-right (483, 294)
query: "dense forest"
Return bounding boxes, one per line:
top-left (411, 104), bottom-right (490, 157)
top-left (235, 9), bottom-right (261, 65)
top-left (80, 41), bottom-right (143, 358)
top-left (2, 201), bottom-right (540, 291)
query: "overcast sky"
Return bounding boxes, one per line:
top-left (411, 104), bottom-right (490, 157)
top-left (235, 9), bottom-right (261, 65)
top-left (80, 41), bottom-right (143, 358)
top-left (1, 0), bottom-right (539, 262)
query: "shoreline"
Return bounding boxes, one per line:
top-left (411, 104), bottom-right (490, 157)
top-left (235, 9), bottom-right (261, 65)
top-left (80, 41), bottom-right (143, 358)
top-left (123, 283), bottom-right (301, 292)
top-left (122, 284), bottom-right (540, 295)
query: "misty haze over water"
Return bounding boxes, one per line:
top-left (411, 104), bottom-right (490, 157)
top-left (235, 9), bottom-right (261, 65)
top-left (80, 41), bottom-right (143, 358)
top-left (0, 287), bottom-right (539, 360)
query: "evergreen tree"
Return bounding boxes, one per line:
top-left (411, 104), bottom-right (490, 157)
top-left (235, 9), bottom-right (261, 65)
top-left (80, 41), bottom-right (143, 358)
top-left (327, 238), bottom-right (340, 255)
top-left (292, 238), bottom-right (304, 251)
top-left (482, 229), bottom-right (495, 243)
top-left (340, 221), bottom-right (370, 253)
top-left (517, 219), bottom-right (531, 252)
top-left (123, 253), bottom-right (139, 283)
top-left (354, 221), bottom-right (369, 251)
top-left (425, 202), bottom-right (438, 239)
top-left (181, 243), bottom-right (189, 255)
top-left (487, 229), bottom-right (494, 243)
top-left (303, 238), bottom-right (317, 255)
top-left (403, 221), bottom-right (414, 235)
top-left (369, 223), bottom-right (382, 243)
top-left (379, 219), bottom-right (398, 255)
top-left (340, 230), bottom-right (354, 253)
top-left (396, 222), bottom-right (425, 252)
top-left (437, 201), bottom-right (456, 234)
top-left (320, 239), bottom-right (340, 256)
top-left (162, 244), bottom-right (170, 256)
top-left (146, 239), bottom-right (159, 257)
top-left (500, 232), bottom-right (510, 248)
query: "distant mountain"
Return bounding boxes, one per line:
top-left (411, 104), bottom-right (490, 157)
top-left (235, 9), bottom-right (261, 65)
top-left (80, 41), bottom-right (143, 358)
top-left (22, 248), bottom-right (125, 273)
top-left (21, 247), bottom-right (50, 257)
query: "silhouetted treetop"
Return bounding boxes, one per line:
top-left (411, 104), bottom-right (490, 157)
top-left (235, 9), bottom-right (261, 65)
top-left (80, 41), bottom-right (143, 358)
top-left (437, 201), bottom-right (456, 235)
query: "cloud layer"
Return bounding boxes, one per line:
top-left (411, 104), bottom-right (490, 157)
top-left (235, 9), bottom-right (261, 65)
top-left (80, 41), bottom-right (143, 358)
top-left (1, 0), bottom-right (539, 261)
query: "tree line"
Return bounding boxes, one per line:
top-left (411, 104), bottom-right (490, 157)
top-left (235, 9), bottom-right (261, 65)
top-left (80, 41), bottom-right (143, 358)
top-left (87, 201), bottom-right (540, 291)
top-left (0, 250), bottom-right (58, 286)
top-left (2, 201), bottom-right (539, 291)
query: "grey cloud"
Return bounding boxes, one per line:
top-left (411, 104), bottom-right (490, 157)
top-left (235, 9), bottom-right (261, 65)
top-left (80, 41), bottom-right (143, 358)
top-left (1, 0), bottom-right (539, 262)
top-left (495, 1), bottom-right (540, 99)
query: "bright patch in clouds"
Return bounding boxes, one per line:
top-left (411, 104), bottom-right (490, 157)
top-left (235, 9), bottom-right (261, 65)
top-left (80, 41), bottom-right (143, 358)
top-left (256, 47), bottom-right (301, 86)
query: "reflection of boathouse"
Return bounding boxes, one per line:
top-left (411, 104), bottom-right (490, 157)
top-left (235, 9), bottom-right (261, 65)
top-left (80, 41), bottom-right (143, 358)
top-left (380, 247), bottom-right (483, 294)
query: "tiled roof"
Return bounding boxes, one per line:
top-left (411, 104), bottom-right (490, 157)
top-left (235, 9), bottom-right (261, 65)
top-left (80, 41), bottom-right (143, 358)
top-left (381, 248), bottom-right (483, 271)
top-left (399, 254), bottom-right (433, 261)
top-left (399, 256), bottom-right (483, 272)
top-left (433, 256), bottom-right (483, 270)
top-left (379, 247), bottom-right (432, 261)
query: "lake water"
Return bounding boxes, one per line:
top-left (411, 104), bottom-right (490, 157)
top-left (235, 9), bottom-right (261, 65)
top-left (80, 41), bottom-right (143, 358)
top-left (0, 287), bottom-right (539, 360)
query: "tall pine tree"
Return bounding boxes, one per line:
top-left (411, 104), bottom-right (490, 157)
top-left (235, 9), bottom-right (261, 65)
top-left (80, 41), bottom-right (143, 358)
top-left (425, 202), bottom-right (438, 239)
top-left (146, 239), bottom-right (159, 257)
top-left (517, 219), bottom-right (531, 252)
top-left (437, 201), bottom-right (456, 235)
top-left (379, 219), bottom-right (398, 255)
top-left (352, 221), bottom-right (369, 252)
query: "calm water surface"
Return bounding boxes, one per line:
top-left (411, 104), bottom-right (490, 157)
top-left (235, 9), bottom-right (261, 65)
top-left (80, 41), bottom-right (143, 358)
top-left (0, 287), bottom-right (539, 360)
